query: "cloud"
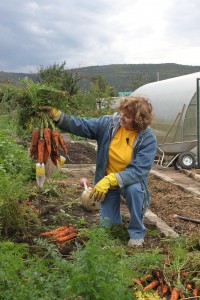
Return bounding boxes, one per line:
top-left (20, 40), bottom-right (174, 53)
top-left (0, 0), bottom-right (200, 72)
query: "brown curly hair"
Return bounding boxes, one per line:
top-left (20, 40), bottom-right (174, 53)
top-left (118, 95), bottom-right (153, 130)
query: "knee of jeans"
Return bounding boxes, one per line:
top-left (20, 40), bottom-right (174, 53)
top-left (126, 182), bottom-right (143, 194)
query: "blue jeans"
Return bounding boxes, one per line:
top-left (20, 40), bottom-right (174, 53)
top-left (99, 182), bottom-right (147, 240)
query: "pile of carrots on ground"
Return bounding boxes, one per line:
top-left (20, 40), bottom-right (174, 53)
top-left (131, 269), bottom-right (199, 299)
top-left (40, 225), bottom-right (78, 242)
top-left (30, 111), bottom-right (67, 166)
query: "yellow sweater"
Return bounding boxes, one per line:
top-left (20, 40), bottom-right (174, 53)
top-left (106, 127), bottom-right (137, 174)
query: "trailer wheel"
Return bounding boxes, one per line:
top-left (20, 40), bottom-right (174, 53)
top-left (177, 152), bottom-right (196, 169)
top-left (172, 157), bottom-right (181, 170)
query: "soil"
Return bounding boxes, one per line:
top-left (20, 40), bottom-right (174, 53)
top-left (25, 141), bottom-right (199, 254)
top-left (56, 142), bottom-right (200, 237)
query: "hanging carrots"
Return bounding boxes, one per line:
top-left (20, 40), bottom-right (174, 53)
top-left (43, 127), bottom-right (51, 154)
top-left (30, 129), bottom-right (40, 159)
top-left (51, 129), bottom-right (60, 154)
top-left (37, 139), bottom-right (45, 164)
top-left (29, 111), bottom-right (68, 166)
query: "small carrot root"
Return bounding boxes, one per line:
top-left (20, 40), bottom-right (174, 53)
top-left (143, 280), bottom-right (159, 291)
top-left (170, 287), bottom-right (180, 300)
top-left (162, 284), bottom-right (169, 295)
top-left (192, 288), bottom-right (199, 299)
top-left (139, 274), bottom-right (153, 283)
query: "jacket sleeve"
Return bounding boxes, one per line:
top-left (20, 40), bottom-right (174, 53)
top-left (115, 129), bottom-right (157, 187)
top-left (56, 112), bottom-right (108, 140)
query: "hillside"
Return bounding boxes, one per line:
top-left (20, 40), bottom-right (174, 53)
top-left (1, 63), bottom-right (200, 92)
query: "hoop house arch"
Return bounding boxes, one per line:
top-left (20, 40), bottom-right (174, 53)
top-left (131, 72), bottom-right (200, 143)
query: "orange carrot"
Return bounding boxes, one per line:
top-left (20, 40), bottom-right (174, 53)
top-left (50, 152), bottom-right (61, 166)
top-left (58, 133), bottom-right (67, 153)
top-left (37, 138), bottom-right (45, 164)
top-left (40, 226), bottom-right (69, 236)
top-left (43, 143), bottom-right (50, 164)
top-left (180, 271), bottom-right (188, 277)
top-left (162, 284), bottom-right (169, 295)
top-left (139, 274), bottom-right (153, 283)
top-left (192, 288), bottom-right (199, 299)
top-left (56, 232), bottom-right (77, 242)
top-left (132, 278), bottom-right (142, 285)
top-left (51, 130), bottom-right (60, 154)
top-left (154, 269), bottom-right (164, 287)
top-left (43, 128), bottom-right (51, 154)
top-left (55, 228), bottom-right (77, 238)
top-left (170, 288), bottom-right (180, 300)
top-left (185, 283), bottom-right (192, 290)
top-left (143, 280), bottom-right (159, 291)
top-left (30, 129), bottom-right (40, 159)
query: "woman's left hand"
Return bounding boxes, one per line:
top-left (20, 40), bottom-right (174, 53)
top-left (89, 173), bottom-right (118, 202)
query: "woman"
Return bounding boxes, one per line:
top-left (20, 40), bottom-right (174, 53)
top-left (41, 95), bottom-right (157, 247)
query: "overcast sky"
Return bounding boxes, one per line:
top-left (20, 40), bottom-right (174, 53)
top-left (1, 0), bottom-right (200, 73)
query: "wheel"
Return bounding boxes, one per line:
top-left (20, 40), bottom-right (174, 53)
top-left (172, 157), bottom-right (181, 170)
top-left (177, 152), bottom-right (196, 169)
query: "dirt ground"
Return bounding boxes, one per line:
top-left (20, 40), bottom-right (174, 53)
top-left (61, 141), bottom-right (200, 238)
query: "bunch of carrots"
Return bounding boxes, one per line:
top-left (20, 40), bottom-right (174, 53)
top-left (131, 269), bottom-right (199, 299)
top-left (40, 225), bottom-right (77, 242)
top-left (30, 111), bottom-right (67, 166)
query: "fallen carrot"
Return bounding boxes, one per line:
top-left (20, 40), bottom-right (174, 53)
top-left (139, 274), bottom-right (153, 283)
top-left (143, 280), bottom-right (159, 291)
top-left (154, 269), bottom-right (164, 287)
top-left (55, 228), bottom-right (77, 238)
top-left (180, 271), bottom-right (188, 277)
top-left (40, 226), bottom-right (69, 236)
top-left (185, 283), bottom-right (192, 290)
top-left (192, 288), bottom-right (199, 299)
top-left (56, 232), bottom-right (77, 242)
top-left (131, 278), bottom-right (142, 285)
top-left (170, 287), bottom-right (180, 300)
top-left (162, 284), bottom-right (169, 295)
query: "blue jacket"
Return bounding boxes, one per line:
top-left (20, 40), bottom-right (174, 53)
top-left (57, 112), bottom-right (157, 189)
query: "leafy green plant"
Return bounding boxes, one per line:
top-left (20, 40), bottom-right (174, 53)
top-left (0, 129), bottom-right (33, 181)
top-left (16, 79), bottom-right (70, 133)
top-left (66, 226), bottom-right (137, 300)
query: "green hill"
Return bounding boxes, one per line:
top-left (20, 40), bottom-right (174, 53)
top-left (1, 63), bottom-right (200, 92)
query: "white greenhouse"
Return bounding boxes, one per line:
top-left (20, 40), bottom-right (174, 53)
top-left (132, 72), bottom-right (200, 144)
top-left (131, 72), bottom-right (200, 169)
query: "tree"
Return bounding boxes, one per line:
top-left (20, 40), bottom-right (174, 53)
top-left (38, 61), bottom-right (82, 96)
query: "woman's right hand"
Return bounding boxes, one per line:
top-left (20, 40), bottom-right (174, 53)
top-left (39, 106), bottom-right (61, 121)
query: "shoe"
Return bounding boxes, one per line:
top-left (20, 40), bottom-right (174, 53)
top-left (127, 239), bottom-right (144, 248)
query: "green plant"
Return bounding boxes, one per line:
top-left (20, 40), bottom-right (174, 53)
top-left (66, 226), bottom-right (137, 300)
top-left (0, 129), bottom-right (33, 181)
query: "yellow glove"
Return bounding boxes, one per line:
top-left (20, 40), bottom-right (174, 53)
top-left (39, 106), bottom-right (61, 121)
top-left (89, 173), bottom-right (118, 202)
